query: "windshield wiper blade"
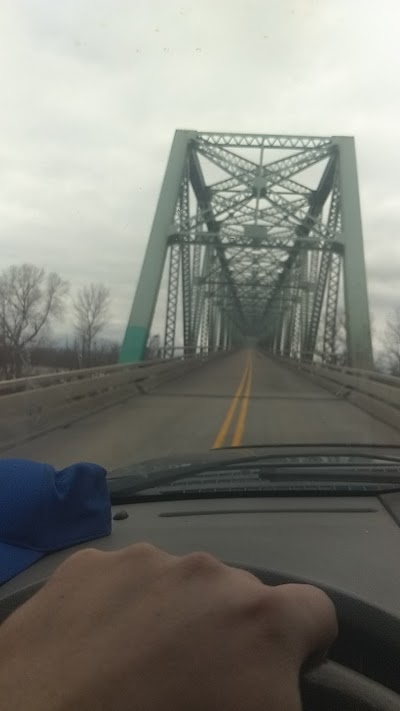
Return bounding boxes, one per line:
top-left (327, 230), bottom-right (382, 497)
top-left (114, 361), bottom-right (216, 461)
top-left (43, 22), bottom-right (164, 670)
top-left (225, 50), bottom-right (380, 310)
top-left (239, 460), bottom-right (400, 473)
top-left (219, 443), bottom-right (400, 454)
top-left (108, 448), bottom-right (400, 495)
top-left (108, 456), bottom-right (400, 499)
top-left (108, 453), bottom-right (278, 495)
top-left (111, 481), bottom-right (400, 504)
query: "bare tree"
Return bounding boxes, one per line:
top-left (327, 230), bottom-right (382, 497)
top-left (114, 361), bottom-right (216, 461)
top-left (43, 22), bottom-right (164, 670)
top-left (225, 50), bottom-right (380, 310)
top-left (334, 309), bottom-right (348, 366)
top-left (73, 283), bottom-right (111, 367)
top-left (333, 309), bottom-right (377, 367)
top-left (382, 307), bottom-right (400, 375)
top-left (0, 264), bottom-right (69, 378)
top-left (313, 309), bottom-right (348, 365)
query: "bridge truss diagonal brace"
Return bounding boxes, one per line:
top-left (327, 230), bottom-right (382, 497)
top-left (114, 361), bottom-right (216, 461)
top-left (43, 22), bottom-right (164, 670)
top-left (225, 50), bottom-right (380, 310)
top-left (119, 130), bottom-right (196, 362)
top-left (188, 148), bottom-right (245, 331)
top-left (263, 153), bottom-right (337, 331)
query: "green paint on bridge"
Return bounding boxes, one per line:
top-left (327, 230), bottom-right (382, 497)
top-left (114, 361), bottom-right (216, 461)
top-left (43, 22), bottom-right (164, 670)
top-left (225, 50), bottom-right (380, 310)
top-left (119, 326), bottom-right (147, 363)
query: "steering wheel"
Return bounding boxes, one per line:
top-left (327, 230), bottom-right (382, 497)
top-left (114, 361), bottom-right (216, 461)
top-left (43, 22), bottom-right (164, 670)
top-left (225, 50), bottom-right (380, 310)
top-left (1, 565), bottom-right (400, 710)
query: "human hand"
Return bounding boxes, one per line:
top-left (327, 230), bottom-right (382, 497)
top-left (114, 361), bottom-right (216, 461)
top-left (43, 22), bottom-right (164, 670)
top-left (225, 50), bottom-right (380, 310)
top-left (0, 544), bottom-right (337, 711)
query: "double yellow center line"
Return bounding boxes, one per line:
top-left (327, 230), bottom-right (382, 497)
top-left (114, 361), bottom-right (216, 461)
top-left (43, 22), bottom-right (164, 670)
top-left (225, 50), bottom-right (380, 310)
top-left (212, 353), bottom-right (253, 449)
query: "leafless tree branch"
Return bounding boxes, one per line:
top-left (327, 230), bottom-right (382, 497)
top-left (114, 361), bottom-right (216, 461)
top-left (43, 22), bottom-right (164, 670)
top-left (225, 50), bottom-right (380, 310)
top-left (382, 307), bottom-right (400, 375)
top-left (0, 264), bottom-right (69, 378)
top-left (73, 283), bottom-right (111, 367)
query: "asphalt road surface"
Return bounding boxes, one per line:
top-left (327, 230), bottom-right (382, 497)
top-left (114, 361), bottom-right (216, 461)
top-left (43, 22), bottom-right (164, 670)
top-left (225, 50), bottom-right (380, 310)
top-left (3, 350), bottom-right (399, 471)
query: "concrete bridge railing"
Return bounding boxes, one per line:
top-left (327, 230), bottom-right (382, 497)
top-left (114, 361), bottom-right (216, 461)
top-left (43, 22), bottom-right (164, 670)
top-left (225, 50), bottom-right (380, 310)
top-left (2, 349), bottom-right (399, 452)
top-left (0, 352), bottom-right (227, 451)
top-left (283, 357), bottom-right (400, 433)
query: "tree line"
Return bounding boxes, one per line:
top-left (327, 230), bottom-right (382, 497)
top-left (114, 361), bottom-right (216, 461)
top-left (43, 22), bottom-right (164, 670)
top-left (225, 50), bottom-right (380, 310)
top-left (1, 262), bottom-right (400, 379)
top-left (380, 307), bottom-right (400, 375)
top-left (329, 308), bottom-right (400, 376)
top-left (0, 263), bottom-right (118, 379)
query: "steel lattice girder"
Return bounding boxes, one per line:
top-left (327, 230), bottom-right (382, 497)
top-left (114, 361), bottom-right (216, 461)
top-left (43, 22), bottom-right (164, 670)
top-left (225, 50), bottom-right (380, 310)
top-left (179, 166), bottom-right (192, 352)
top-left (120, 130), bottom-right (373, 367)
top-left (198, 133), bottom-right (332, 149)
top-left (323, 252), bottom-right (342, 359)
top-left (164, 243), bottom-right (180, 358)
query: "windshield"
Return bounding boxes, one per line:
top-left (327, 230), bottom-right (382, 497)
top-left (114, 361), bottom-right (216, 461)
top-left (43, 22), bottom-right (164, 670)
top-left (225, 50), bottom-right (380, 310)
top-left (1, 1), bottom-right (399, 480)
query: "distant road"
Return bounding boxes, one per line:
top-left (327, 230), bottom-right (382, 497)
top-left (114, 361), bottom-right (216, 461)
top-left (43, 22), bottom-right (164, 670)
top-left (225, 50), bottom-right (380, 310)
top-left (3, 350), bottom-right (398, 471)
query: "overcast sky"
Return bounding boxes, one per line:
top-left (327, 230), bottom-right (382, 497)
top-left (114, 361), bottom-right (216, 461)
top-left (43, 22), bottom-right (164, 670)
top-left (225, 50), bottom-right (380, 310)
top-left (0, 0), bottom-right (399, 348)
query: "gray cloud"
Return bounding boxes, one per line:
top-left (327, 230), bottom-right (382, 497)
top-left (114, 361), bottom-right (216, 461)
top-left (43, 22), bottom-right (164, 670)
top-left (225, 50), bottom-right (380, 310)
top-left (0, 0), bottom-right (399, 346)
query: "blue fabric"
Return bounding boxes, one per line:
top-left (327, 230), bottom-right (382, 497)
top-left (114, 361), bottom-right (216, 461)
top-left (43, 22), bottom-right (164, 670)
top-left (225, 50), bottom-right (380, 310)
top-left (0, 459), bottom-right (111, 585)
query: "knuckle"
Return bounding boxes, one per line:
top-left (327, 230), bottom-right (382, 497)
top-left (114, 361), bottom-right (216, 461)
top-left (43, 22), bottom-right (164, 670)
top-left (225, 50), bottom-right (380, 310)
top-left (115, 542), bottom-right (168, 567)
top-left (244, 589), bottom-right (289, 640)
top-left (128, 542), bottom-right (160, 558)
top-left (63, 547), bottom-right (103, 566)
top-left (179, 551), bottom-right (221, 577)
top-left (264, 593), bottom-right (293, 645)
top-left (50, 548), bottom-right (103, 579)
top-left (244, 588), bottom-right (280, 618)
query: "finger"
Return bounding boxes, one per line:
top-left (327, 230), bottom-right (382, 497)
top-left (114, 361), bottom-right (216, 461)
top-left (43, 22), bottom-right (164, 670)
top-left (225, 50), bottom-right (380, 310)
top-left (270, 583), bottom-right (338, 664)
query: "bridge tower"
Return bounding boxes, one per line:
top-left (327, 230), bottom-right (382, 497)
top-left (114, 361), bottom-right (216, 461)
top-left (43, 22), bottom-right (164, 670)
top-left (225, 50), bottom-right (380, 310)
top-left (120, 131), bottom-right (373, 368)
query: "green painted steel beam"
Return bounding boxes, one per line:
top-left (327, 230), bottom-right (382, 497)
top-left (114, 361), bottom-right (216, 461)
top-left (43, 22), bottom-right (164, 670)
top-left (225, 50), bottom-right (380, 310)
top-left (119, 130), bottom-right (197, 363)
top-left (332, 136), bottom-right (373, 368)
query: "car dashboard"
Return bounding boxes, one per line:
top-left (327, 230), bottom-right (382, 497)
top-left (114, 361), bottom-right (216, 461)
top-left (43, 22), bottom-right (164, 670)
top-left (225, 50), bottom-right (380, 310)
top-left (2, 492), bottom-right (400, 614)
top-left (2, 492), bottom-right (400, 699)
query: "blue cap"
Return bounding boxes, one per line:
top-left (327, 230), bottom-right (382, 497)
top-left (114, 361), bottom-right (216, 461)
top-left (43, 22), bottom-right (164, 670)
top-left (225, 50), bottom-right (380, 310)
top-left (0, 459), bottom-right (111, 585)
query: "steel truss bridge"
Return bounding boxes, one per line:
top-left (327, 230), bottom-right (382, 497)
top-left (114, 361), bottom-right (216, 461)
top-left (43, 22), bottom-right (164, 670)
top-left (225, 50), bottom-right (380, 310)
top-left (120, 131), bottom-right (373, 369)
top-left (4, 131), bottom-right (396, 483)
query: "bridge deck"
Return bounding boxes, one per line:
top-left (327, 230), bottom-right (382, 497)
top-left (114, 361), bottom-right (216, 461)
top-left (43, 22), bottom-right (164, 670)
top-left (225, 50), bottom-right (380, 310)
top-left (3, 351), bottom-right (398, 471)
